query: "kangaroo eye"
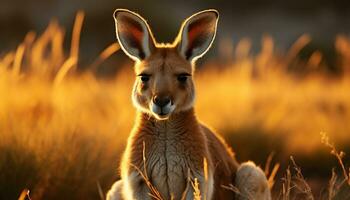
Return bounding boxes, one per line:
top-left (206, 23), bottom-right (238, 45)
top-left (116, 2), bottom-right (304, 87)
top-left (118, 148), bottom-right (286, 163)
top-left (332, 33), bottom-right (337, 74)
top-left (141, 76), bottom-right (149, 82)
top-left (177, 73), bottom-right (190, 83)
top-left (138, 74), bottom-right (151, 82)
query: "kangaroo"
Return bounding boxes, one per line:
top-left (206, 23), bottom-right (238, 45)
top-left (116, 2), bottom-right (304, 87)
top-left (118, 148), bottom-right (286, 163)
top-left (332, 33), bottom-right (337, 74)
top-left (107, 9), bottom-right (271, 200)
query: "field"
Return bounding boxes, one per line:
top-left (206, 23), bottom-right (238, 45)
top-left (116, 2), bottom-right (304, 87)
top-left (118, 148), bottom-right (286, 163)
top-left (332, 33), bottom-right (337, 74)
top-left (1, 12), bottom-right (350, 199)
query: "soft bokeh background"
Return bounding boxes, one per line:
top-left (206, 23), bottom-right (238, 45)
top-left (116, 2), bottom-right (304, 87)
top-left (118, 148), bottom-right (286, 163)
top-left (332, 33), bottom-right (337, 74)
top-left (1, 0), bottom-right (350, 199)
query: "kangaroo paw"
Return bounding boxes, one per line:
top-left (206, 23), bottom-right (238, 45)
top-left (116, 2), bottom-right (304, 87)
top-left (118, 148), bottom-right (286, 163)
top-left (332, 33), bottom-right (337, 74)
top-left (235, 161), bottom-right (271, 200)
top-left (106, 180), bottom-right (124, 200)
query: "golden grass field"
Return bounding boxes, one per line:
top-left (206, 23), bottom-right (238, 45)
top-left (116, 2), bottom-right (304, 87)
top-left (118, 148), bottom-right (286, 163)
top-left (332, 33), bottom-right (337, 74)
top-left (1, 12), bottom-right (350, 199)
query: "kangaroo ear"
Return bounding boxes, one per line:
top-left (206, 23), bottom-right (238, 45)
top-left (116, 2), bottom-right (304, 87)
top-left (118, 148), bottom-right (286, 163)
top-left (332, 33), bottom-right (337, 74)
top-left (113, 9), bottom-right (156, 61)
top-left (176, 9), bottom-right (219, 62)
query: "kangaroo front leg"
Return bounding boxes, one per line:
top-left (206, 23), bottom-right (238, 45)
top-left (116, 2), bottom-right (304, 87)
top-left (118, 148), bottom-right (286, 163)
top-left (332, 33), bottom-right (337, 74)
top-left (124, 171), bottom-right (154, 200)
top-left (235, 161), bottom-right (271, 200)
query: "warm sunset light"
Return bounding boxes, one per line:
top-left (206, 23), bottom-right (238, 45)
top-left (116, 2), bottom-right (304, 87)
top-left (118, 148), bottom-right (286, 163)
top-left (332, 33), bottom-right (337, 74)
top-left (0, 1), bottom-right (349, 200)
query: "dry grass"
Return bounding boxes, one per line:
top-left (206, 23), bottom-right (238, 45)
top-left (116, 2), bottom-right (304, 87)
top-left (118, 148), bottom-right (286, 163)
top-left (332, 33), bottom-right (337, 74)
top-left (278, 133), bottom-right (350, 200)
top-left (0, 12), bottom-right (349, 199)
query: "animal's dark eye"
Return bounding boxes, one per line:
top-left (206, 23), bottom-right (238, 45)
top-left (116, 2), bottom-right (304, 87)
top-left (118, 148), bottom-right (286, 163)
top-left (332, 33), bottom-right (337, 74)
top-left (141, 76), bottom-right (149, 82)
top-left (177, 73), bottom-right (190, 83)
top-left (138, 74), bottom-right (151, 82)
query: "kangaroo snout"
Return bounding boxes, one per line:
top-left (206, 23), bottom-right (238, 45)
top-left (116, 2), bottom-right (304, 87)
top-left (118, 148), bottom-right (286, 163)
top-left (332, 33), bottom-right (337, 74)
top-left (153, 95), bottom-right (171, 108)
top-left (150, 95), bottom-right (175, 119)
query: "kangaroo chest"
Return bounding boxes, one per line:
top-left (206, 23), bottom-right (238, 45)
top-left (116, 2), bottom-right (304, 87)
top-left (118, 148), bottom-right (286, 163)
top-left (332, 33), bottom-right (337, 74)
top-left (146, 128), bottom-right (192, 199)
top-left (127, 113), bottom-right (207, 199)
top-left (133, 122), bottom-right (204, 199)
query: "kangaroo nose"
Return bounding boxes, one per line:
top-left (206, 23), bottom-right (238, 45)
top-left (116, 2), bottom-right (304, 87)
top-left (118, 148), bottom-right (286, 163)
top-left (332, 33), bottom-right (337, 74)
top-left (153, 96), bottom-right (171, 107)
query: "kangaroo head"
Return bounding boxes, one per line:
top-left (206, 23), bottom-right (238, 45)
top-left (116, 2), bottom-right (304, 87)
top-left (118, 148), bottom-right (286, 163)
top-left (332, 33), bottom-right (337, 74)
top-left (114, 9), bottom-right (219, 120)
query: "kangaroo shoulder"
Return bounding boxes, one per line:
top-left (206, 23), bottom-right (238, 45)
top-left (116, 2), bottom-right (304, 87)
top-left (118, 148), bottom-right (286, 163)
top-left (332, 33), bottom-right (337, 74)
top-left (199, 123), bottom-right (239, 169)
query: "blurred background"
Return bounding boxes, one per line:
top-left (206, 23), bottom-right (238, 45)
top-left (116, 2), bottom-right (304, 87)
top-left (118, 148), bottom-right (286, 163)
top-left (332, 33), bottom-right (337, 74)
top-left (1, 0), bottom-right (350, 199)
top-left (2, 0), bottom-right (350, 72)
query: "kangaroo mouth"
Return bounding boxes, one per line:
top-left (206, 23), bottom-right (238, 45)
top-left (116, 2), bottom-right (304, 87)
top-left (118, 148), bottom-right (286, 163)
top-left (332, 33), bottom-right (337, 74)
top-left (158, 111), bottom-right (168, 116)
top-left (153, 109), bottom-right (171, 120)
top-left (150, 102), bottom-right (175, 120)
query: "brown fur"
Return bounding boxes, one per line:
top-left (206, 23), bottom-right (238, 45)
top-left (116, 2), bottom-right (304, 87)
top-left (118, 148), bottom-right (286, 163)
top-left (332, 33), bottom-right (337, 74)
top-left (107, 9), bottom-right (271, 200)
top-left (124, 47), bottom-right (239, 199)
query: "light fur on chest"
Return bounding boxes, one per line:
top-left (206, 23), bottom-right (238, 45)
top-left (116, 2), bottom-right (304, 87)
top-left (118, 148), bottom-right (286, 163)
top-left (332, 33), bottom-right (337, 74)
top-left (147, 136), bottom-right (191, 199)
top-left (123, 117), bottom-right (213, 199)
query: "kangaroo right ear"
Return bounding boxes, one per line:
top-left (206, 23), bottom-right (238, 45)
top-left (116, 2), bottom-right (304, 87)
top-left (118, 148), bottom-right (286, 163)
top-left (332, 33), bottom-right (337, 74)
top-left (113, 9), bottom-right (156, 61)
top-left (175, 10), bottom-right (219, 63)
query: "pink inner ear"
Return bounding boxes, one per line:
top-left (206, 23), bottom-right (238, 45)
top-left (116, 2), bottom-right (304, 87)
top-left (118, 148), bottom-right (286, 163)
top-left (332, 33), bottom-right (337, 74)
top-left (187, 19), bottom-right (213, 49)
top-left (124, 24), bottom-right (143, 42)
top-left (188, 25), bottom-right (205, 46)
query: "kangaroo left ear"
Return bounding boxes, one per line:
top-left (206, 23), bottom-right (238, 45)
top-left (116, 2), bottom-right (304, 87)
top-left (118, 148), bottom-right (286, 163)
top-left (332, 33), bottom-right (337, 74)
top-left (175, 9), bottom-right (219, 62)
top-left (113, 9), bottom-right (156, 62)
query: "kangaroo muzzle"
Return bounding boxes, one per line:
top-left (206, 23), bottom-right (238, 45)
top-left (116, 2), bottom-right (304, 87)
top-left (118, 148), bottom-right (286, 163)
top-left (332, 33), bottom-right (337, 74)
top-left (150, 95), bottom-right (175, 119)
